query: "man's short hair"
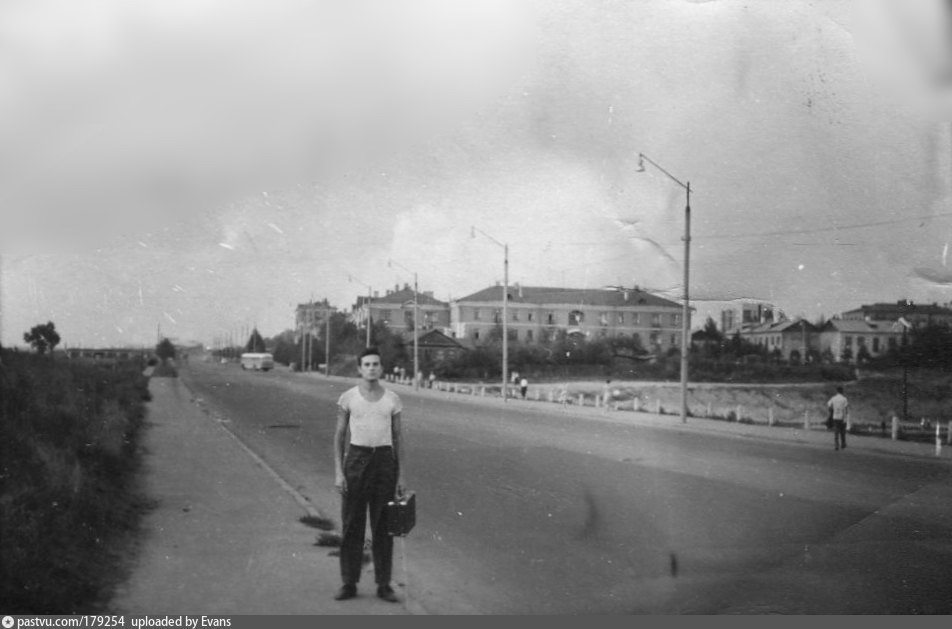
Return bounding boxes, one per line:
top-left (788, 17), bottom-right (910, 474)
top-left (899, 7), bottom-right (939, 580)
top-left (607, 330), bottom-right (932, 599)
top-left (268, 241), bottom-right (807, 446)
top-left (836, 386), bottom-right (844, 394)
top-left (358, 347), bottom-right (382, 366)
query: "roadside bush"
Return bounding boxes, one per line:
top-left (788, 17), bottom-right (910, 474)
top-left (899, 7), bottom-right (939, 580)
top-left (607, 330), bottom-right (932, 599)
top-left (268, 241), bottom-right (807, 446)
top-left (0, 352), bottom-right (152, 613)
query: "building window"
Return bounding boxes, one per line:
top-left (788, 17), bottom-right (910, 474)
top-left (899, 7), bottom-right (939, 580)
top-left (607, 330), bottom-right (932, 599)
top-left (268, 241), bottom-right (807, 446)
top-left (671, 334), bottom-right (678, 347)
top-left (474, 330), bottom-right (480, 340)
top-left (632, 313), bottom-right (641, 325)
top-left (617, 313), bottom-right (625, 324)
top-left (528, 312), bottom-right (534, 322)
top-left (547, 312), bottom-right (555, 325)
top-left (651, 313), bottom-right (661, 327)
top-left (513, 310), bottom-right (520, 322)
top-left (844, 335), bottom-right (853, 348)
top-left (569, 310), bottom-right (585, 326)
top-left (888, 337), bottom-right (897, 349)
top-left (493, 310), bottom-right (501, 324)
top-left (473, 308), bottom-right (481, 321)
top-left (672, 314), bottom-right (681, 326)
top-left (404, 311), bottom-right (415, 328)
top-left (872, 337), bottom-right (880, 352)
top-left (527, 330), bottom-right (534, 341)
top-left (599, 312), bottom-right (609, 326)
top-left (857, 336), bottom-right (866, 346)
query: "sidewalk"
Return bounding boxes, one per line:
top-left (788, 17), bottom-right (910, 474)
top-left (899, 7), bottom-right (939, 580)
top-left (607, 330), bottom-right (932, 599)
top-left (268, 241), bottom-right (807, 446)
top-left (109, 376), bottom-right (411, 615)
top-left (302, 371), bottom-right (951, 463)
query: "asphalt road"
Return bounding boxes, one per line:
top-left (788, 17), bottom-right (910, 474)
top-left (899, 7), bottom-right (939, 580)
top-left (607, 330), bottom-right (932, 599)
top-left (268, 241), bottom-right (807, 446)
top-left (180, 360), bottom-right (952, 614)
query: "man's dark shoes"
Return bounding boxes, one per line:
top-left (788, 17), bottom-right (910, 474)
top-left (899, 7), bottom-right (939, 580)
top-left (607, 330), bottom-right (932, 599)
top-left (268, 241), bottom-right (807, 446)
top-left (377, 584), bottom-right (399, 603)
top-left (334, 584), bottom-right (357, 601)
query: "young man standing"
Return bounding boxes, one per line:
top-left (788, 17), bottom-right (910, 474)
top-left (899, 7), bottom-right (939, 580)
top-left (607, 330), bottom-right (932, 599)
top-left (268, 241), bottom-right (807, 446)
top-left (827, 386), bottom-right (849, 451)
top-left (333, 347), bottom-right (405, 602)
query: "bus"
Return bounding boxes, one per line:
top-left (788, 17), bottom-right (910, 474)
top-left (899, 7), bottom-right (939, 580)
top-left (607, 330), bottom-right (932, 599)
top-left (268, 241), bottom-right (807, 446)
top-left (240, 352), bottom-right (275, 371)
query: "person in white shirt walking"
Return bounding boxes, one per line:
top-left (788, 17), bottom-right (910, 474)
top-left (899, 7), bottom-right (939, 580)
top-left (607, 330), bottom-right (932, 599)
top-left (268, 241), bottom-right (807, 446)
top-left (333, 347), bottom-right (405, 602)
top-left (827, 386), bottom-right (849, 451)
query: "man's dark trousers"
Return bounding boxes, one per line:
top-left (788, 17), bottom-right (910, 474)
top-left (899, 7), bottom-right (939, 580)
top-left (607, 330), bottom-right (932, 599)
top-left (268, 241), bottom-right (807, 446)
top-left (340, 445), bottom-right (397, 587)
top-left (833, 419), bottom-right (847, 450)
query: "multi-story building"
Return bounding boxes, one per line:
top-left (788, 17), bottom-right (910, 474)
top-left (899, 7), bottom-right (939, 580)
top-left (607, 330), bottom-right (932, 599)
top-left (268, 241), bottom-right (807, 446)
top-left (739, 319), bottom-right (818, 362)
top-left (840, 300), bottom-right (952, 328)
top-left (818, 319), bottom-right (905, 362)
top-left (451, 284), bottom-right (684, 352)
top-left (353, 284), bottom-right (450, 334)
top-left (295, 299), bottom-right (335, 340)
top-left (720, 302), bottom-right (779, 335)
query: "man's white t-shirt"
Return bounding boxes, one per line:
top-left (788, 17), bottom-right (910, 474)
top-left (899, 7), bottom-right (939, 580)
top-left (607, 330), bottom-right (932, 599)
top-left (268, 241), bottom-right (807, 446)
top-left (827, 393), bottom-right (849, 420)
top-left (338, 386), bottom-right (402, 447)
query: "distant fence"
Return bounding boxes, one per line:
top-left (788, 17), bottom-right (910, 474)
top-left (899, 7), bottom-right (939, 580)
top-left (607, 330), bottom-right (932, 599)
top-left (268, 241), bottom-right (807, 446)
top-left (384, 374), bottom-right (951, 449)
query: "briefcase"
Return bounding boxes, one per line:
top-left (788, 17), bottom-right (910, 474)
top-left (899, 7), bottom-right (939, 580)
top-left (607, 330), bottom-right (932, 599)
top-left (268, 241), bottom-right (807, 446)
top-left (385, 491), bottom-right (416, 537)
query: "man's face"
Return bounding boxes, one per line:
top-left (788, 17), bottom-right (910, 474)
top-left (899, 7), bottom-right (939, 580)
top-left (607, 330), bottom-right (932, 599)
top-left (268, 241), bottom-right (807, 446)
top-left (359, 354), bottom-right (382, 381)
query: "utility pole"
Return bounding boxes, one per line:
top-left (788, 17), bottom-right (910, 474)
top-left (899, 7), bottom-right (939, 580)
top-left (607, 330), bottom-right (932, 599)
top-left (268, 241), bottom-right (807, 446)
top-left (901, 307), bottom-right (910, 423)
top-left (366, 286), bottom-right (372, 347)
top-left (388, 260), bottom-right (420, 390)
top-left (299, 310), bottom-right (306, 372)
top-left (325, 301), bottom-right (331, 377)
top-left (681, 181), bottom-right (691, 422)
top-left (413, 273), bottom-right (419, 390)
top-left (348, 275), bottom-right (374, 347)
top-left (307, 299), bottom-right (314, 371)
top-left (637, 153), bottom-right (692, 423)
top-left (472, 227), bottom-right (509, 402)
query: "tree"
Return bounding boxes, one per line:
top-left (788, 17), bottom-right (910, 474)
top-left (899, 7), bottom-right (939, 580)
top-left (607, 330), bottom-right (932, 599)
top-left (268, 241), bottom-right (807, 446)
top-left (245, 328), bottom-right (267, 353)
top-left (23, 321), bottom-right (61, 356)
top-left (156, 338), bottom-right (177, 363)
top-left (702, 317), bottom-right (723, 341)
top-left (840, 346), bottom-right (853, 363)
top-left (269, 329), bottom-right (299, 366)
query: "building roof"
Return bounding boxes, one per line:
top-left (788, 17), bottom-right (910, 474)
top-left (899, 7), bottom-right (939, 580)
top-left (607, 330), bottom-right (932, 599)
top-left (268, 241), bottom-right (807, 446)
top-left (370, 288), bottom-right (448, 307)
top-left (842, 301), bottom-right (952, 319)
top-left (821, 319), bottom-right (904, 334)
top-left (296, 299), bottom-right (332, 310)
top-left (742, 319), bottom-right (817, 335)
top-left (455, 285), bottom-right (681, 309)
top-left (402, 328), bottom-right (466, 348)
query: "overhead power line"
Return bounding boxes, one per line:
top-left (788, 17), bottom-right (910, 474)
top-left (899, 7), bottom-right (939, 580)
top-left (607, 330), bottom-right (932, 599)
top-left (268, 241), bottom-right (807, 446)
top-left (701, 210), bottom-right (952, 240)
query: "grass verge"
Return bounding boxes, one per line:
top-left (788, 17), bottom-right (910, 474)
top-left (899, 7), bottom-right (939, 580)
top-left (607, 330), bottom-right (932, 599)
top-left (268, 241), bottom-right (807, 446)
top-left (0, 351), bottom-right (153, 613)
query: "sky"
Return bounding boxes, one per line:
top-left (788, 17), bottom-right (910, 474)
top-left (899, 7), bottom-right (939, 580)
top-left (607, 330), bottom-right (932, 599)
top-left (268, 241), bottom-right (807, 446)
top-left (3, 0), bottom-right (952, 348)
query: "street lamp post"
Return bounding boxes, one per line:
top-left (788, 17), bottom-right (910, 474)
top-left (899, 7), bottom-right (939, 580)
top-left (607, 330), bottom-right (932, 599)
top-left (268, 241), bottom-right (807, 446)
top-left (389, 260), bottom-right (420, 391)
top-left (637, 152), bottom-right (692, 424)
top-left (471, 227), bottom-right (509, 402)
top-left (348, 275), bottom-right (373, 347)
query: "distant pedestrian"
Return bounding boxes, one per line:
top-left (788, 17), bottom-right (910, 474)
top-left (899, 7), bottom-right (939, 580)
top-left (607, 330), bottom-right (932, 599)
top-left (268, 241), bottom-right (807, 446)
top-left (333, 347), bottom-right (405, 603)
top-left (827, 386), bottom-right (849, 451)
top-left (558, 386), bottom-right (568, 408)
top-left (428, 372), bottom-right (436, 389)
top-left (520, 377), bottom-right (529, 399)
top-left (601, 380), bottom-right (612, 414)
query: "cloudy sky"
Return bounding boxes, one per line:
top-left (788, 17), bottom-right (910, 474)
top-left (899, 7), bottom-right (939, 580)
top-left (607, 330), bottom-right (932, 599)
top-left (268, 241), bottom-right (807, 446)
top-left (3, 0), bottom-right (952, 348)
